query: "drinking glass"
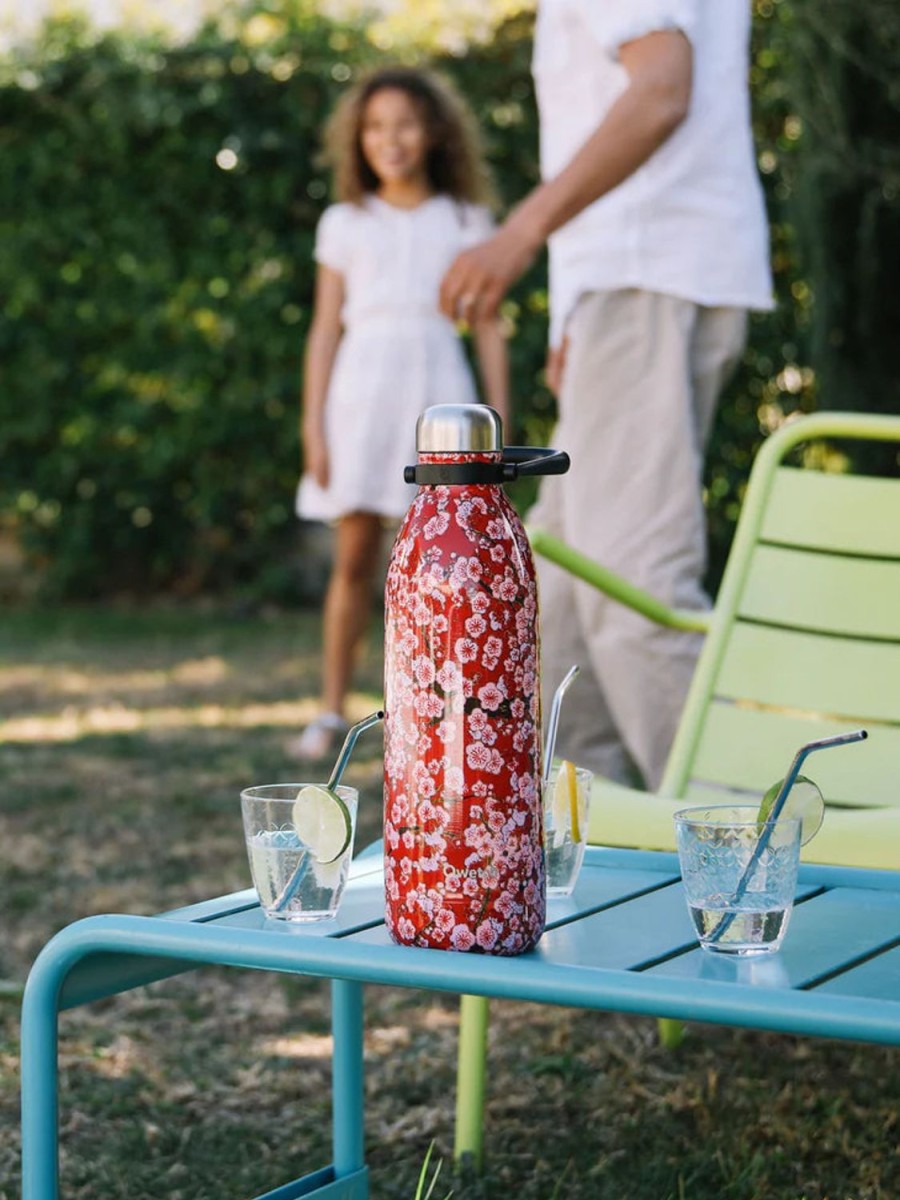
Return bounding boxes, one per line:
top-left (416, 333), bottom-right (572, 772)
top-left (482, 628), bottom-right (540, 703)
top-left (241, 783), bottom-right (358, 921)
top-left (674, 805), bottom-right (802, 954)
top-left (543, 765), bottom-right (593, 896)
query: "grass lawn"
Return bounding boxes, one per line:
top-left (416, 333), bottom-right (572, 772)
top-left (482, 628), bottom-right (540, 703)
top-left (1, 607), bottom-right (897, 1199)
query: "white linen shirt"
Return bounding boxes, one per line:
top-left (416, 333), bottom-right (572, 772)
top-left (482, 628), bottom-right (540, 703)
top-left (534, 0), bottom-right (773, 345)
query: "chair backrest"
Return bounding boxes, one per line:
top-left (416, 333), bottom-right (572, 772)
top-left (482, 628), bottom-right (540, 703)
top-left (661, 412), bottom-right (900, 815)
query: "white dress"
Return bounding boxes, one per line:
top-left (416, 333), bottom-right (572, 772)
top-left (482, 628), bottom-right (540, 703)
top-left (296, 195), bottom-right (494, 522)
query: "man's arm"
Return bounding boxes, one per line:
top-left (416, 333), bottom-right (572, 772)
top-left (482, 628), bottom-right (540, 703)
top-left (440, 28), bottom-right (693, 323)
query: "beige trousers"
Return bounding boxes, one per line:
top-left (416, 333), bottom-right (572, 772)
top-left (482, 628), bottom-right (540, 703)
top-left (531, 290), bottom-right (747, 790)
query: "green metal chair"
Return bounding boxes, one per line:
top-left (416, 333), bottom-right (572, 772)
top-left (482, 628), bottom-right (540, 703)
top-left (454, 410), bottom-right (900, 1167)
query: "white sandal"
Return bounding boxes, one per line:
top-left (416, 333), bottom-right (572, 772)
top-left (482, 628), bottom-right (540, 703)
top-left (284, 712), bottom-right (351, 762)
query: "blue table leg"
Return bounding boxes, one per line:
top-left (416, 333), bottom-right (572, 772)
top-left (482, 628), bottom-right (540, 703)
top-left (331, 979), bottom-right (365, 1183)
top-left (21, 946), bottom-right (65, 1200)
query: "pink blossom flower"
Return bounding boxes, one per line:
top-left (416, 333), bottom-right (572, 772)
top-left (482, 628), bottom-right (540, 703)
top-left (483, 864), bottom-right (501, 888)
top-left (471, 592), bottom-right (490, 614)
top-left (413, 656), bottom-right (436, 687)
top-left (476, 921), bottom-right (499, 950)
top-left (484, 636), bottom-right (503, 659)
top-left (465, 614), bottom-right (487, 639)
top-left (397, 917), bottom-right (416, 941)
top-left (449, 557), bottom-right (471, 588)
top-left (414, 691), bottom-right (444, 721)
top-left (490, 544), bottom-right (506, 562)
top-left (477, 682), bottom-right (505, 711)
top-left (436, 908), bottom-right (457, 933)
top-left (436, 720), bottom-right (457, 745)
top-left (454, 637), bottom-right (479, 664)
top-left (462, 877), bottom-right (480, 897)
top-left (466, 742), bottom-right (492, 771)
top-left (436, 661), bottom-right (462, 692)
top-left (423, 512), bottom-right (450, 540)
top-left (450, 924), bottom-right (476, 952)
top-left (468, 709), bottom-right (489, 735)
top-left (432, 613), bottom-right (449, 634)
top-left (479, 723), bottom-right (497, 747)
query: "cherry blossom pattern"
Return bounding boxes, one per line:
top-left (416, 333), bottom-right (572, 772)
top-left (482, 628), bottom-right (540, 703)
top-left (384, 452), bottom-right (545, 956)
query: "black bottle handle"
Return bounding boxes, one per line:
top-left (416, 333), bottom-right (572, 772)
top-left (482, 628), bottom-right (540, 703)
top-left (500, 447), bottom-right (570, 480)
top-left (404, 446), bottom-right (570, 486)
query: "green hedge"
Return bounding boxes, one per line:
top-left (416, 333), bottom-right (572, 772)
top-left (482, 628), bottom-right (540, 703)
top-left (1, 2), bottom-right (894, 602)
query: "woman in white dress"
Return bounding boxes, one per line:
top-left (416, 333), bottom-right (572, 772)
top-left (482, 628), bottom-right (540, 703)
top-left (289, 66), bottom-right (509, 761)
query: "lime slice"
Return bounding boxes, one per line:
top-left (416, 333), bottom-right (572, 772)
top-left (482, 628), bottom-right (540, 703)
top-left (292, 785), bottom-right (352, 864)
top-left (551, 760), bottom-right (582, 844)
top-left (756, 774), bottom-right (825, 845)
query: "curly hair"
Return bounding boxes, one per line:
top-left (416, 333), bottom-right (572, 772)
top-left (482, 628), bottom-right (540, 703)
top-left (321, 65), bottom-right (496, 208)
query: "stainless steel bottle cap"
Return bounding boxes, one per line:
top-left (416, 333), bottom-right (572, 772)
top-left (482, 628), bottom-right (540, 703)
top-left (416, 404), bottom-right (503, 453)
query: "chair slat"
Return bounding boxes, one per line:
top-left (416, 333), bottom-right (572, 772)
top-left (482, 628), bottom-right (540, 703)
top-left (760, 467), bottom-right (900, 557)
top-left (689, 702), bottom-right (900, 808)
top-left (738, 545), bottom-right (900, 639)
top-left (714, 623), bottom-right (900, 722)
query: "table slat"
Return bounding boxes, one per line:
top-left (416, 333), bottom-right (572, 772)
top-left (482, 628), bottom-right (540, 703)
top-left (816, 945), bottom-right (900, 1000)
top-left (646, 887), bottom-right (900, 989)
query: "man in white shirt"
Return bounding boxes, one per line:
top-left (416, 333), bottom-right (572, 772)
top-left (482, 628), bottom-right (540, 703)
top-left (441, 1), bottom-right (772, 788)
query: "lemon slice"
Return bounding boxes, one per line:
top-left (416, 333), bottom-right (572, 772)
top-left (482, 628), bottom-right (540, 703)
top-left (756, 774), bottom-right (825, 845)
top-left (292, 785), bottom-right (352, 864)
top-left (551, 759), bottom-right (582, 844)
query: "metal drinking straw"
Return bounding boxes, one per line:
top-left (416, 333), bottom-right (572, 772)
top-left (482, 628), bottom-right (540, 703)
top-left (542, 665), bottom-right (580, 785)
top-left (272, 710), bottom-right (384, 913)
top-left (706, 729), bottom-right (868, 944)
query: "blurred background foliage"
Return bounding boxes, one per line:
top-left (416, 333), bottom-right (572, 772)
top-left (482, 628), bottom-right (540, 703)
top-left (1, 0), bottom-right (897, 604)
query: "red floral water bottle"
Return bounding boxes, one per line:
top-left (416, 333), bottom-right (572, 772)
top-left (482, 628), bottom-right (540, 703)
top-left (383, 405), bottom-right (569, 955)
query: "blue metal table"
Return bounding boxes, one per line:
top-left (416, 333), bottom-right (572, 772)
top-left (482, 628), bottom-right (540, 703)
top-left (20, 847), bottom-right (900, 1199)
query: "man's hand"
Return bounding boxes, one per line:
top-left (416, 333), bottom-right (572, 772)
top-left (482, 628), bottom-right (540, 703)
top-left (440, 220), bottom-right (541, 323)
top-left (544, 337), bottom-right (569, 398)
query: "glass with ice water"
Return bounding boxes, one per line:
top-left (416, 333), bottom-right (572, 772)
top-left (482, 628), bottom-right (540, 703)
top-left (241, 783), bottom-right (358, 921)
top-left (543, 763), bottom-right (593, 896)
top-left (674, 805), bottom-right (802, 954)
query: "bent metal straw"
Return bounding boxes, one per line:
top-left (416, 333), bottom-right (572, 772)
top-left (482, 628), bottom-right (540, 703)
top-left (273, 710), bottom-right (384, 913)
top-left (706, 729), bottom-right (868, 944)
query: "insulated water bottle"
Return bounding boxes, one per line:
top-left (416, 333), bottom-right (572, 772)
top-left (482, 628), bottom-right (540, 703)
top-left (383, 404), bottom-right (569, 955)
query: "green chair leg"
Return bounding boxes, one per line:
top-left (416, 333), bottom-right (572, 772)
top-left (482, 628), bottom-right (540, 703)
top-left (658, 1017), bottom-right (684, 1049)
top-left (454, 994), bottom-right (490, 1170)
